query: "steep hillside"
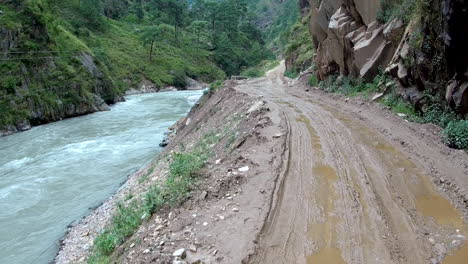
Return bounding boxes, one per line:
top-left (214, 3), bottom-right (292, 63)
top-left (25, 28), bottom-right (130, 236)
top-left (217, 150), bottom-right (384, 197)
top-left (248, 0), bottom-right (300, 52)
top-left (0, 0), bottom-right (272, 135)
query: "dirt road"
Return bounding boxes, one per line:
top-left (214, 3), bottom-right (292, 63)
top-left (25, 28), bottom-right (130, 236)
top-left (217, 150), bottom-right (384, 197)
top-left (236, 63), bottom-right (468, 264)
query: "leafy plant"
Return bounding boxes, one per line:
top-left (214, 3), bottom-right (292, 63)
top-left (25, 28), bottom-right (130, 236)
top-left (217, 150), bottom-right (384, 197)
top-left (443, 120), bottom-right (468, 150)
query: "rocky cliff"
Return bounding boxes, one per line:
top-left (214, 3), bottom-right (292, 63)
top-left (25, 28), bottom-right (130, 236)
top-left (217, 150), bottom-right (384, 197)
top-left (296, 0), bottom-right (468, 114)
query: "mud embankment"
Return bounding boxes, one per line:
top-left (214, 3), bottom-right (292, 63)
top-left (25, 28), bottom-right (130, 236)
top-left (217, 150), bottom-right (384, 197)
top-left (56, 82), bottom-right (288, 263)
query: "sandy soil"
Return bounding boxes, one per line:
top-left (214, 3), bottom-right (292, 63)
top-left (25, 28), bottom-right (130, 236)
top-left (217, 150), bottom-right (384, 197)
top-left (57, 63), bottom-right (468, 264)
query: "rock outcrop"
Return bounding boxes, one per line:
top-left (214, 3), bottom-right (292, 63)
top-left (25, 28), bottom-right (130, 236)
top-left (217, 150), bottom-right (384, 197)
top-left (303, 0), bottom-right (468, 113)
top-left (310, 1), bottom-right (404, 81)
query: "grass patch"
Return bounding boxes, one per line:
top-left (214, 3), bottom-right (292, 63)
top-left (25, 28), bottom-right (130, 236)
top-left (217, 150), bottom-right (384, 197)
top-left (381, 91), bottom-right (417, 117)
top-left (317, 72), bottom-right (389, 98)
top-left (88, 132), bottom-right (221, 263)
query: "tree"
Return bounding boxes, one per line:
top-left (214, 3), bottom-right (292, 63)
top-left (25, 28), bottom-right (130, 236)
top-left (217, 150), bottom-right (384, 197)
top-left (135, 0), bottom-right (144, 21)
top-left (141, 23), bottom-right (175, 60)
top-left (188, 20), bottom-right (209, 44)
top-left (80, 0), bottom-right (104, 28)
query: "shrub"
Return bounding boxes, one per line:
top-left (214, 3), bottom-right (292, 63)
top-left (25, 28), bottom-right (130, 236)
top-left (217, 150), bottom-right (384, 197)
top-left (308, 74), bottom-right (318, 87)
top-left (443, 120), bottom-right (468, 149)
top-left (284, 70), bottom-right (299, 79)
top-left (377, 0), bottom-right (417, 24)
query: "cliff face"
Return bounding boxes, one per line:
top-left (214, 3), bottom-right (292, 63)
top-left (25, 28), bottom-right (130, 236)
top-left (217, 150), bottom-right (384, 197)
top-left (301, 0), bottom-right (468, 114)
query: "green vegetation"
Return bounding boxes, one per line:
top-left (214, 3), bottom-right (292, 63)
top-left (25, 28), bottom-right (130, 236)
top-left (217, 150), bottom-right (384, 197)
top-left (1, 0), bottom-right (273, 130)
top-left (283, 15), bottom-right (315, 77)
top-left (248, 0), bottom-right (299, 52)
top-left (89, 131), bottom-right (221, 263)
top-left (443, 120), bottom-right (468, 150)
top-left (240, 60), bottom-right (279, 78)
top-left (377, 0), bottom-right (417, 24)
top-left (318, 72), bottom-right (388, 98)
top-left (315, 74), bottom-right (468, 150)
top-left (381, 92), bottom-right (417, 117)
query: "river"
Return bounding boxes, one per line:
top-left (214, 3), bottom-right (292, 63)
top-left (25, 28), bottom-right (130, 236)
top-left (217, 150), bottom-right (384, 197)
top-left (0, 90), bottom-right (203, 264)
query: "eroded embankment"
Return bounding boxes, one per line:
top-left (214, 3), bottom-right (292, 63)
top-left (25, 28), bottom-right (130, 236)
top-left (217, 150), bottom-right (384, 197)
top-left (56, 83), bottom-right (288, 263)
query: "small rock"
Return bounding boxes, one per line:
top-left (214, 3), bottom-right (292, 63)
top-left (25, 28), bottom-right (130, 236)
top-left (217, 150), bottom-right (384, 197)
top-left (186, 118), bottom-right (191, 126)
top-left (189, 245), bottom-right (197, 253)
top-left (397, 113), bottom-right (407, 117)
top-left (130, 243), bottom-right (135, 248)
top-left (238, 166), bottom-right (249, 172)
top-left (371, 93), bottom-right (384, 102)
top-left (159, 241), bottom-right (165, 246)
top-left (272, 133), bottom-right (283, 139)
top-left (434, 243), bottom-right (446, 255)
top-left (173, 248), bottom-right (187, 259)
top-left (155, 224), bottom-right (164, 231)
top-left (218, 215), bottom-right (225, 220)
top-left (247, 101), bottom-right (265, 114)
top-left (203, 222), bottom-right (208, 226)
top-left (211, 249), bottom-right (218, 256)
top-left (428, 238), bottom-right (435, 244)
top-left (199, 191), bottom-right (208, 200)
top-left (143, 248), bottom-right (151, 254)
top-left (215, 159), bottom-right (222, 164)
top-left (159, 139), bottom-right (169, 147)
top-left (81, 231), bottom-right (89, 237)
top-left (232, 208), bottom-right (239, 212)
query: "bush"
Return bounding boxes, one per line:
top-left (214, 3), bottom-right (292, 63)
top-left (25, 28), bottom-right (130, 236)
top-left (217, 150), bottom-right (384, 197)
top-left (284, 70), bottom-right (299, 79)
top-left (443, 120), bottom-right (468, 149)
top-left (377, 0), bottom-right (417, 24)
top-left (308, 74), bottom-right (318, 87)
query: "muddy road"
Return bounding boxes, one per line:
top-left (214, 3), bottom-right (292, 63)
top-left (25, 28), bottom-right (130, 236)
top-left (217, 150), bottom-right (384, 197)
top-left (236, 63), bottom-right (468, 264)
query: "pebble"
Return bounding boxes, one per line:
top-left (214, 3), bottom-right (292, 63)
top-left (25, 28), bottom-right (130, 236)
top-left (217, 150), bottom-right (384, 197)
top-left (434, 243), bottom-right (446, 255)
top-left (203, 222), bottom-right (208, 226)
top-left (212, 249), bottom-right (218, 256)
top-left (238, 166), bottom-right (249, 172)
top-left (189, 245), bottom-right (198, 253)
top-left (143, 249), bottom-right (151, 254)
top-left (130, 243), bottom-right (135, 248)
top-left (173, 248), bottom-right (187, 259)
top-left (155, 224), bottom-right (164, 231)
top-left (232, 208), bottom-right (239, 212)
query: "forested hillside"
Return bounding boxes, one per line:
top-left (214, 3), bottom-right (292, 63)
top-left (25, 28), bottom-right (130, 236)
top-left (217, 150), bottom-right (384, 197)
top-left (247, 0), bottom-right (300, 52)
top-left (0, 0), bottom-right (272, 135)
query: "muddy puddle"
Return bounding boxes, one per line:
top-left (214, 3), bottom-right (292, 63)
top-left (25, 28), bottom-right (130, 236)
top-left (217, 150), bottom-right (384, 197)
top-left (319, 104), bottom-right (467, 263)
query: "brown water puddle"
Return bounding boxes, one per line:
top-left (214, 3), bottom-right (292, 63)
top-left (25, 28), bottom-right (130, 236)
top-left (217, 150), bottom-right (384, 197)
top-left (323, 104), bottom-right (465, 230)
top-left (306, 165), bottom-right (345, 263)
top-left (296, 114), bottom-right (324, 158)
top-left (306, 247), bottom-right (346, 264)
top-left (295, 113), bottom-right (346, 263)
top-left (442, 243), bottom-right (468, 264)
top-left (317, 104), bottom-right (467, 262)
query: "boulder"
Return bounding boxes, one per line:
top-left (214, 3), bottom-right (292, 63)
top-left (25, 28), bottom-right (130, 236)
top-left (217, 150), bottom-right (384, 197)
top-left (353, 0), bottom-right (381, 26)
top-left (446, 79), bottom-right (468, 114)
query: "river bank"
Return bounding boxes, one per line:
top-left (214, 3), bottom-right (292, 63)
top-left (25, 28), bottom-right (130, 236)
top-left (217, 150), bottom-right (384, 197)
top-left (0, 79), bottom-right (207, 138)
top-left (0, 91), bottom-right (203, 264)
